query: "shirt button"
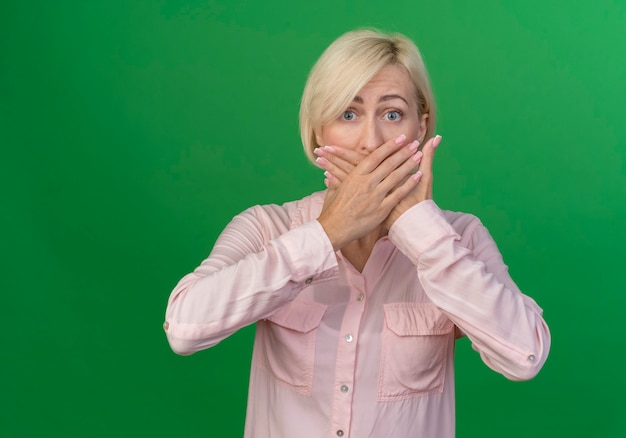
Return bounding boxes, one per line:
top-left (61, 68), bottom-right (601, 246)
top-left (305, 277), bottom-right (313, 284)
top-left (356, 293), bottom-right (365, 301)
top-left (340, 385), bottom-right (349, 393)
top-left (345, 334), bottom-right (353, 343)
top-left (336, 430), bottom-right (344, 437)
top-left (528, 354), bottom-right (536, 362)
top-left (163, 321), bottom-right (169, 331)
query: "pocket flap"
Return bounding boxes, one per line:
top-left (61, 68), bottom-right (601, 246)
top-left (384, 302), bottom-right (454, 336)
top-left (268, 300), bottom-right (327, 333)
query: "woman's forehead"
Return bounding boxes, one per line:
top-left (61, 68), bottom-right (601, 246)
top-left (353, 65), bottom-right (416, 104)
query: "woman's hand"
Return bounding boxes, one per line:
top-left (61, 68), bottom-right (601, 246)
top-left (316, 135), bottom-right (441, 234)
top-left (315, 134), bottom-right (423, 250)
top-left (384, 135), bottom-right (441, 229)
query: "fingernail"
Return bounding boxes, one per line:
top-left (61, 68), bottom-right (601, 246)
top-left (324, 145), bottom-right (336, 153)
top-left (433, 135), bottom-right (442, 148)
top-left (412, 170), bottom-right (423, 181)
top-left (323, 178), bottom-right (329, 187)
top-left (395, 134), bottom-right (407, 145)
top-left (408, 140), bottom-right (419, 152)
top-left (323, 171), bottom-right (333, 180)
top-left (316, 157), bottom-right (328, 166)
top-left (314, 147), bottom-right (325, 156)
top-left (412, 151), bottom-right (423, 162)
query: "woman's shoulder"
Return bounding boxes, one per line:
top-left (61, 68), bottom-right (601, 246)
top-left (245, 190), bottom-right (326, 230)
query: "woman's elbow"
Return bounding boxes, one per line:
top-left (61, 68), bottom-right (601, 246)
top-left (505, 359), bottom-right (544, 382)
top-left (164, 323), bottom-right (221, 356)
top-left (503, 341), bottom-right (551, 381)
top-left (164, 332), bottom-right (200, 356)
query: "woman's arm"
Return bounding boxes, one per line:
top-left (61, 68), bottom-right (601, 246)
top-left (389, 200), bottom-right (551, 381)
top-left (319, 136), bottom-right (550, 379)
top-left (164, 205), bottom-right (339, 355)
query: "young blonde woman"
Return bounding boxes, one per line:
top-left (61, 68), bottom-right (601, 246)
top-left (164, 29), bottom-right (550, 438)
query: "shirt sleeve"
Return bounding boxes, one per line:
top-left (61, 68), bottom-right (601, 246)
top-left (388, 200), bottom-right (551, 381)
top-left (164, 205), bottom-right (339, 356)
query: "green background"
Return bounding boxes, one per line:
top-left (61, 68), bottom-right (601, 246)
top-left (2, 1), bottom-right (625, 436)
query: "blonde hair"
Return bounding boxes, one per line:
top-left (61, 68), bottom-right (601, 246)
top-left (299, 29), bottom-right (436, 164)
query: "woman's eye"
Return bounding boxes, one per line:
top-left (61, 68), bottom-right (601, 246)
top-left (385, 111), bottom-right (402, 121)
top-left (341, 111), bottom-right (356, 121)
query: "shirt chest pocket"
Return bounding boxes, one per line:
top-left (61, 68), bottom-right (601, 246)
top-left (254, 300), bottom-right (327, 396)
top-left (378, 302), bottom-right (455, 401)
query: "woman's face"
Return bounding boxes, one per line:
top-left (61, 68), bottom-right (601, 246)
top-left (315, 64), bottom-right (427, 154)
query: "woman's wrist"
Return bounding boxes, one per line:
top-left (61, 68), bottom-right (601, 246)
top-left (316, 217), bottom-right (346, 252)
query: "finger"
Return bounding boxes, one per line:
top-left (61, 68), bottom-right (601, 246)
top-left (316, 146), bottom-right (355, 178)
top-left (323, 145), bottom-right (366, 168)
top-left (419, 134), bottom-right (441, 172)
top-left (318, 141), bottom-right (406, 189)
top-left (377, 150), bottom-right (422, 195)
top-left (369, 139), bottom-right (420, 184)
top-left (380, 169), bottom-right (423, 211)
top-left (314, 156), bottom-right (349, 182)
top-left (317, 145), bottom-right (368, 181)
top-left (324, 171), bottom-right (341, 189)
top-left (357, 134), bottom-right (409, 174)
top-left (416, 134), bottom-right (441, 199)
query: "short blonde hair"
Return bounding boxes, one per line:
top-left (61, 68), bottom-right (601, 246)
top-left (299, 29), bottom-right (436, 164)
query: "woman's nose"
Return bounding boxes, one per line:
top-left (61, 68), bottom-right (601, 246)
top-left (358, 118), bottom-right (384, 153)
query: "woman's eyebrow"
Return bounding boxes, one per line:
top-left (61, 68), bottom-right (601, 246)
top-left (380, 94), bottom-right (409, 105)
top-left (351, 94), bottom-right (409, 105)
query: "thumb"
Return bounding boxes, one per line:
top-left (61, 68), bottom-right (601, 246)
top-left (324, 171), bottom-right (341, 190)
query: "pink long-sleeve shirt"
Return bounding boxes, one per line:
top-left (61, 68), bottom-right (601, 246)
top-left (164, 191), bottom-right (550, 438)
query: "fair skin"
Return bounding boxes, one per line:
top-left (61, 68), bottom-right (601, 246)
top-left (314, 64), bottom-right (442, 271)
